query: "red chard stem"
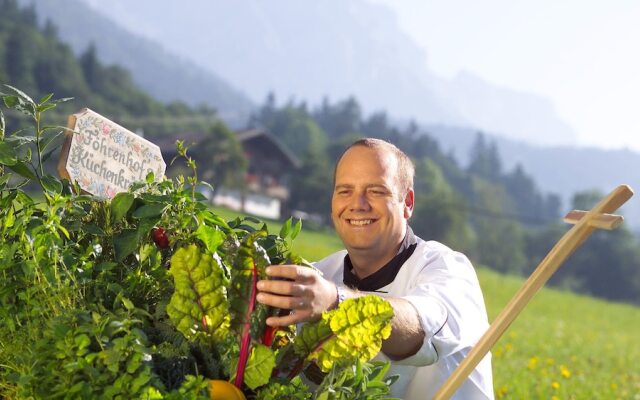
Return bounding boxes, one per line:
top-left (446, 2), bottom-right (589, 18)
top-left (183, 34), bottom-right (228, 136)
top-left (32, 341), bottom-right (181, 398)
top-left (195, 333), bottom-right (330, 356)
top-left (234, 259), bottom-right (258, 388)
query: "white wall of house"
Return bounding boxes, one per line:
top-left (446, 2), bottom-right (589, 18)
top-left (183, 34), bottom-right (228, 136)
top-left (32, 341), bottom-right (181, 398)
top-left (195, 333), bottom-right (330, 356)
top-left (244, 193), bottom-right (280, 220)
top-left (212, 188), bottom-right (281, 220)
top-left (212, 188), bottom-right (243, 211)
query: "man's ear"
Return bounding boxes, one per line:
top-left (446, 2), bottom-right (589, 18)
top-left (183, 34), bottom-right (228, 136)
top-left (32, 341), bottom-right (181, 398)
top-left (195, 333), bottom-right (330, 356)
top-left (404, 189), bottom-right (415, 219)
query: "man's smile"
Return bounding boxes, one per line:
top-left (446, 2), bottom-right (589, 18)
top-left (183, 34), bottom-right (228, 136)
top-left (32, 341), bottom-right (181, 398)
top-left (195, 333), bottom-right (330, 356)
top-left (347, 218), bottom-right (376, 226)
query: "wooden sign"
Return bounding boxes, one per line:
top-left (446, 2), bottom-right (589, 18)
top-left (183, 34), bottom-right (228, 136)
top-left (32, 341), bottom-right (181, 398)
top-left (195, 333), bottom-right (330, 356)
top-left (58, 108), bottom-right (166, 198)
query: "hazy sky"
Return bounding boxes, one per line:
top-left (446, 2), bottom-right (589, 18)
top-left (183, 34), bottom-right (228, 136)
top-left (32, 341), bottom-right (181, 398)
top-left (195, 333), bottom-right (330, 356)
top-left (371, 0), bottom-right (640, 151)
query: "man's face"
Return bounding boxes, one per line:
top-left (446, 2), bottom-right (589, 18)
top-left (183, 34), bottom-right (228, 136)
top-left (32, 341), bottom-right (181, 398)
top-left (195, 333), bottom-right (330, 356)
top-left (331, 146), bottom-right (414, 267)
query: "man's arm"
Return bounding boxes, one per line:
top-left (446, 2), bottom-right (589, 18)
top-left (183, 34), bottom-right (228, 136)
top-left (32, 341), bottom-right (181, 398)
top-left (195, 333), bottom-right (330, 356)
top-left (256, 265), bottom-right (426, 360)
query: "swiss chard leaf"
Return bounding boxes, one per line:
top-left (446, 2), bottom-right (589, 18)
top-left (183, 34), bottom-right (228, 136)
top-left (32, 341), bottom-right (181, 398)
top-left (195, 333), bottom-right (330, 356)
top-left (227, 231), bottom-right (272, 340)
top-left (295, 296), bottom-right (394, 373)
top-left (240, 344), bottom-right (276, 390)
top-left (166, 245), bottom-right (230, 341)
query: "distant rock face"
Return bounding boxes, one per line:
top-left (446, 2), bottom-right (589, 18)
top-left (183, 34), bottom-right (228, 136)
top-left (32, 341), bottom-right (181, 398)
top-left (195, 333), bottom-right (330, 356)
top-left (433, 71), bottom-right (578, 146)
top-left (75, 0), bottom-right (576, 146)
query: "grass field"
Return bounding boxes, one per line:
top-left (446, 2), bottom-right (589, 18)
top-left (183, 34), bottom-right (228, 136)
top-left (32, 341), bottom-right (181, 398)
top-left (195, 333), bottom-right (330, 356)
top-left (212, 206), bottom-right (640, 398)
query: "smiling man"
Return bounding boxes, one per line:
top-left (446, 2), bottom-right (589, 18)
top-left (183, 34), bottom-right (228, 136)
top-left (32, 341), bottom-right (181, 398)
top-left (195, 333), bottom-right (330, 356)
top-left (256, 138), bottom-right (494, 399)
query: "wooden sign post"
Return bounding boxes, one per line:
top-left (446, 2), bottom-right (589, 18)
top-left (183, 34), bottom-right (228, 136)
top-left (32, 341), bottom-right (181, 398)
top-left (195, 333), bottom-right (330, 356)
top-left (58, 108), bottom-right (166, 198)
top-left (434, 184), bottom-right (634, 400)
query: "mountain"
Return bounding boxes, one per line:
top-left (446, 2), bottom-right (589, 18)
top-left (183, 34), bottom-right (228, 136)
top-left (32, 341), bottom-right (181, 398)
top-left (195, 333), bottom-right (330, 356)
top-left (74, 0), bottom-right (576, 146)
top-left (19, 0), bottom-right (254, 126)
top-left (17, 0), bottom-right (639, 227)
top-left (425, 124), bottom-right (640, 230)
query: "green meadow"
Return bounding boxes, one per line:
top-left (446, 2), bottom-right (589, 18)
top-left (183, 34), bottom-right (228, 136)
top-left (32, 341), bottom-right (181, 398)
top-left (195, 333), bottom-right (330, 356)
top-left (216, 207), bottom-right (640, 399)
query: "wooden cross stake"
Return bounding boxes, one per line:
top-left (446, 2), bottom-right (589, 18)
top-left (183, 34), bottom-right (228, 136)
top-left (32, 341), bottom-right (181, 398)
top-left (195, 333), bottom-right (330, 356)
top-left (433, 184), bottom-right (634, 400)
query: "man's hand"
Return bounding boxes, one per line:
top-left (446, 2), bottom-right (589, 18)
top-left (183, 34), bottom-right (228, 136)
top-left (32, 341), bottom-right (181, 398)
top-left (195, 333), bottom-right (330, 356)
top-left (256, 265), bottom-right (338, 326)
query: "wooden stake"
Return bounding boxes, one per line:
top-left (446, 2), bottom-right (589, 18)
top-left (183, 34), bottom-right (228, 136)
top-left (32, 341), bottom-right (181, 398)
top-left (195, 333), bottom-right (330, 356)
top-left (433, 184), bottom-right (634, 400)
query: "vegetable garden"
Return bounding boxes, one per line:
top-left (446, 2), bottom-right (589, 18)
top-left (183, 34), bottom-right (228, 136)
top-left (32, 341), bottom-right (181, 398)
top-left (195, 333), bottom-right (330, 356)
top-left (0, 86), bottom-right (397, 399)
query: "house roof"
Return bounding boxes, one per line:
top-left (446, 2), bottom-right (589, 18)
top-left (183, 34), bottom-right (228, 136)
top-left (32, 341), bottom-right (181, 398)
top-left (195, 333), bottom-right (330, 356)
top-left (236, 128), bottom-right (301, 169)
top-left (153, 128), bottom-right (301, 169)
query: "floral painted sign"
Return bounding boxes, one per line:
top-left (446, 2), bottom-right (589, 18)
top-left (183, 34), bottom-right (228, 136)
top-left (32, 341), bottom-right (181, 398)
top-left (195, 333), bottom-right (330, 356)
top-left (58, 108), bottom-right (166, 198)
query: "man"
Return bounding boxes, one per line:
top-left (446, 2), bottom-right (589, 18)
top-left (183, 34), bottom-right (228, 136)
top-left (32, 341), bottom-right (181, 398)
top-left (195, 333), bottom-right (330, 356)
top-left (256, 138), bottom-right (494, 399)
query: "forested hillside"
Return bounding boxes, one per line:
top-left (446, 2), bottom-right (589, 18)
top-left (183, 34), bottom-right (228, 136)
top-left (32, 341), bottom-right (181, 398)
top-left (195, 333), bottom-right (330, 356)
top-left (0, 0), bottom-right (229, 137)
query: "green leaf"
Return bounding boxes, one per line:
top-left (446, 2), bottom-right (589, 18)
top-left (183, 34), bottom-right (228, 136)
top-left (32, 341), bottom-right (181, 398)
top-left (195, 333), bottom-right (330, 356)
top-left (84, 224), bottom-right (106, 236)
top-left (41, 145), bottom-right (59, 164)
top-left (202, 212), bottom-right (231, 231)
top-left (243, 344), bottom-right (276, 390)
top-left (128, 181), bottom-right (147, 192)
top-left (0, 173), bottom-right (11, 188)
top-left (41, 174), bottom-right (63, 194)
top-left (0, 141), bottom-right (17, 166)
top-left (111, 192), bottom-right (134, 222)
top-left (195, 224), bottom-right (225, 253)
top-left (279, 217), bottom-right (292, 239)
top-left (244, 215), bottom-right (263, 224)
top-left (74, 334), bottom-right (91, 352)
top-left (132, 203), bottom-right (167, 219)
top-left (7, 160), bottom-right (36, 180)
top-left (126, 352), bottom-right (142, 374)
top-left (37, 103), bottom-right (56, 113)
top-left (3, 95), bottom-right (19, 108)
top-left (38, 93), bottom-right (54, 105)
top-left (137, 218), bottom-right (158, 243)
top-left (138, 243), bottom-right (159, 265)
top-left (113, 229), bottom-right (139, 261)
top-left (291, 218), bottom-right (302, 240)
top-left (166, 245), bottom-right (230, 341)
top-left (4, 84), bottom-right (35, 104)
top-left (121, 297), bottom-right (135, 311)
top-left (4, 135), bottom-right (37, 146)
top-left (2, 85), bottom-right (36, 117)
top-left (51, 96), bottom-right (74, 105)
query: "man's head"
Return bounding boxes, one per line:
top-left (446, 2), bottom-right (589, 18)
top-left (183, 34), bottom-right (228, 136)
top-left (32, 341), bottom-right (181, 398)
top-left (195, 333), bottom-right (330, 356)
top-left (333, 138), bottom-right (415, 199)
top-left (331, 138), bottom-right (415, 274)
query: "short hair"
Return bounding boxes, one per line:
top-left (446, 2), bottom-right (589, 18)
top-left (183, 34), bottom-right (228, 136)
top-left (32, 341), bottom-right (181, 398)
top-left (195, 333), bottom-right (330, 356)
top-left (334, 138), bottom-right (415, 195)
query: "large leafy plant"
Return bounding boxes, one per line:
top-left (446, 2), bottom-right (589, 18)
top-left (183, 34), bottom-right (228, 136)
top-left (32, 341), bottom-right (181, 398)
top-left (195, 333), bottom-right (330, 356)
top-left (0, 86), bottom-right (398, 399)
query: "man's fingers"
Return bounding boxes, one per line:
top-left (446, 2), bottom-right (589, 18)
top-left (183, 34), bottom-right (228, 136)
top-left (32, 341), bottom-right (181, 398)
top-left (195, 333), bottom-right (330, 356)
top-left (266, 310), bottom-right (311, 327)
top-left (257, 279), bottom-right (309, 297)
top-left (266, 265), bottom-right (315, 282)
top-left (256, 292), bottom-right (306, 310)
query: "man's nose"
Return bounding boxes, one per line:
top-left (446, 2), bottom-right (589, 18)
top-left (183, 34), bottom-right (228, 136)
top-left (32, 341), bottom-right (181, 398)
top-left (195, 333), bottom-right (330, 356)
top-left (349, 191), bottom-right (370, 211)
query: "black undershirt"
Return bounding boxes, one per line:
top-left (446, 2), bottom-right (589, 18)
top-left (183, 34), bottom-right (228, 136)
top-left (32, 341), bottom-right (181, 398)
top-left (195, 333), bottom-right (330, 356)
top-left (342, 227), bottom-right (418, 292)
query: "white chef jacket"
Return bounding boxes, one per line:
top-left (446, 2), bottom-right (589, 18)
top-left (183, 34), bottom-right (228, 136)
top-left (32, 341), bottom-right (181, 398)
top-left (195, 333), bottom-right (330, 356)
top-left (315, 238), bottom-right (494, 399)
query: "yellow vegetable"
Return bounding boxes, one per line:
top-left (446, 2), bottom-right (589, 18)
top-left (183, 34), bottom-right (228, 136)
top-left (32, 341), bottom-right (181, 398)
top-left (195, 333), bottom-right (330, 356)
top-left (209, 380), bottom-right (246, 400)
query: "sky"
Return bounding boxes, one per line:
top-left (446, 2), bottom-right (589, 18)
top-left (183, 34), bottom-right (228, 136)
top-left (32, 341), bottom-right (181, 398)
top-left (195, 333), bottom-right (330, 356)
top-left (371, 0), bottom-right (640, 152)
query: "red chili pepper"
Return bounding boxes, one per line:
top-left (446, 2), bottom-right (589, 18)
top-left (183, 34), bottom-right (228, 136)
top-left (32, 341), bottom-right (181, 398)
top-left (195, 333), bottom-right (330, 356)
top-left (152, 227), bottom-right (170, 248)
